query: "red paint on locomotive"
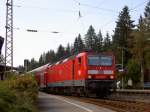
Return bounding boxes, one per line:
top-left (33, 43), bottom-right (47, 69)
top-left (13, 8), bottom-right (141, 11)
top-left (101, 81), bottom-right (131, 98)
top-left (32, 51), bottom-right (116, 96)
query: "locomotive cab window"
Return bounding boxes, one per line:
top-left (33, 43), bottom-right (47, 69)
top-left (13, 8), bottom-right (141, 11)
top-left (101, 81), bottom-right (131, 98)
top-left (88, 55), bottom-right (112, 66)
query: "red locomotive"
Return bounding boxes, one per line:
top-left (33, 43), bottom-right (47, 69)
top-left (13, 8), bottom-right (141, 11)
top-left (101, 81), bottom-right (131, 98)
top-left (31, 51), bottom-right (116, 97)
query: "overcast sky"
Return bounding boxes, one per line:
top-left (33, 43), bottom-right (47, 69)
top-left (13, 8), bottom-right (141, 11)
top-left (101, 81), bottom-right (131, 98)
top-left (0, 0), bottom-right (148, 67)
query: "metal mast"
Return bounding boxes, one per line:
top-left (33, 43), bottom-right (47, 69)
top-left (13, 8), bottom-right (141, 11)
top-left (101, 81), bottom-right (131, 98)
top-left (5, 0), bottom-right (13, 70)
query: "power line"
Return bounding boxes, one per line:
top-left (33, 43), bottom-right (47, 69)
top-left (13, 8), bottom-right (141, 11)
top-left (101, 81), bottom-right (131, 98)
top-left (12, 0), bottom-right (150, 16)
top-left (100, 18), bottom-right (116, 29)
top-left (73, 0), bottom-right (80, 4)
top-left (13, 4), bottom-right (78, 13)
top-left (12, 0), bottom-right (149, 37)
top-left (72, 0), bottom-right (118, 13)
top-left (130, 0), bottom-right (149, 11)
top-left (97, 0), bottom-right (109, 7)
top-left (13, 27), bottom-right (77, 35)
top-left (14, 1), bottom-right (118, 14)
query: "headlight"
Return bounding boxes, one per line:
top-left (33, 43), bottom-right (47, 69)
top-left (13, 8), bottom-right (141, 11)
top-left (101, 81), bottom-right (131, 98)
top-left (88, 75), bottom-right (92, 79)
top-left (110, 75), bottom-right (114, 79)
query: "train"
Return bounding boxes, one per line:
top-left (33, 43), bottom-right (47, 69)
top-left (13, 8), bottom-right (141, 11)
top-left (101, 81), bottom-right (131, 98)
top-left (30, 51), bottom-right (116, 97)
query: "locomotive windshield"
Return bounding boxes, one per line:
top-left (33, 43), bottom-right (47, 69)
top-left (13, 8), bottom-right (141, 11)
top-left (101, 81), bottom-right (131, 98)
top-left (88, 55), bottom-right (112, 66)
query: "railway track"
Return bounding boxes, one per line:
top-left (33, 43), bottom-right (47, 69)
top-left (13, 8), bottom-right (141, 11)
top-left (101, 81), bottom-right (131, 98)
top-left (44, 89), bottom-right (150, 111)
top-left (63, 96), bottom-right (150, 112)
top-left (109, 89), bottom-right (150, 103)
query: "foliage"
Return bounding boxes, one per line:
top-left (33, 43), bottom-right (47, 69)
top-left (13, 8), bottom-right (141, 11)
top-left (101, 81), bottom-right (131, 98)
top-left (95, 30), bottom-right (103, 52)
top-left (84, 25), bottom-right (97, 50)
top-left (143, 0), bottom-right (150, 69)
top-left (103, 32), bottom-right (111, 51)
top-left (131, 29), bottom-right (145, 87)
top-left (73, 34), bottom-right (85, 53)
top-left (0, 73), bottom-right (38, 112)
top-left (144, 48), bottom-right (150, 68)
top-left (112, 6), bottom-right (134, 65)
top-left (56, 44), bottom-right (66, 60)
top-left (131, 30), bottom-right (145, 62)
top-left (65, 43), bottom-right (71, 56)
top-left (126, 2), bottom-right (150, 88)
top-left (126, 59), bottom-right (141, 86)
top-left (144, 0), bottom-right (150, 32)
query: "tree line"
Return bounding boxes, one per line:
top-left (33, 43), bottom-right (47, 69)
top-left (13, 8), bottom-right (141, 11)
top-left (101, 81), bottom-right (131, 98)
top-left (21, 1), bottom-right (150, 88)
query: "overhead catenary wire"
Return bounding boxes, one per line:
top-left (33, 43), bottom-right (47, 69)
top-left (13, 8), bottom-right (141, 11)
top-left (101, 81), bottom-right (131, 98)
top-left (130, 0), bottom-right (149, 11)
top-left (97, 0), bottom-right (108, 6)
top-left (11, 26), bottom-right (78, 35)
top-left (10, 1), bottom-right (150, 37)
top-left (14, 2), bottom-right (119, 14)
top-left (12, 0), bottom-right (149, 36)
top-left (14, 0), bottom-right (149, 13)
top-left (78, 0), bottom-right (149, 31)
top-left (73, 0), bottom-right (86, 35)
top-left (73, 0), bottom-right (118, 13)
top-left (73, 0), bottom-right (149, 14)
top-left (72, 0), bottom-right (117, 34)
top-left (25, 0), bottom-right (147, 36)
top-left (13, 4), bottom-right (78, 13)
top-left (100, 18), bottom-right (116, 29)
top-left (73, 0), bottom-right (82, 19)
top-left (14, 0), bottom-right (147, 17)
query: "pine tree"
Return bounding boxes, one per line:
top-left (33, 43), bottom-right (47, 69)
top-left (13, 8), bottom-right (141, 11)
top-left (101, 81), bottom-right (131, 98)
top-left (141, 0), bottom-right (150, 70)
top-left (38, 54), bottom-right (44, 66)
top-left (77, 34), bottom-right (85, 52)
top-left (29, 58), bottom-right (38, 70)
top-left (65, 43), bottom-right (71, 56)
top-left (73, 34), bottom-right (85, 53)
top-left (49, 50), bottom-right (56, 63)
top-left (38, 53), bottom-right (46, 66)
top-left (85, 25), bottom-right (97, 50)
top-left (103, 32), bottom-right (111, 51)
top-left (45, 50), bottom-right (56, 64)
top-left (45, 51), bottom-right (51, 63)
top-left (144, 0), bottom-right (150, 32)
top-left (112, 6), bottom-right (134, 65)
top-left (131, 28), bottom-right (145, 88)
top-left (56, 44), bottom-right (65, 60)
top-left (142, 1), bottom-right (150, 87)
top-left (95, 30), bottom-right (103, 52)
top-left (73, 37), bottom-right (78, 53)
top-left (130, 4), bottom-right (150, 87)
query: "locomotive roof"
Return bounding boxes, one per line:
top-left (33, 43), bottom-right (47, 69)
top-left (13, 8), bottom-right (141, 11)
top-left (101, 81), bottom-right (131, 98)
top-left (29, 51), bottom-right (114, 72)
top-left (47, 51), bottom-right (114, 67)
top-left (29, 63), bottom-right (49, 73)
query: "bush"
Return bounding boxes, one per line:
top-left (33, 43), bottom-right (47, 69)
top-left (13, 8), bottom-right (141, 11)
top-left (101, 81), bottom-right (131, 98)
top-left (126, 59), bottom-right (141, 87)
top-left (0, 73), bottom-right (38, 112)
top-left (0, 87), bottom-right (16, 112)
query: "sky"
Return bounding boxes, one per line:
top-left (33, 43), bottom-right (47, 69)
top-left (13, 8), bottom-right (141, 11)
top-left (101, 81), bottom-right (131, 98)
top-left (0, 0), bottom-right (148, 67)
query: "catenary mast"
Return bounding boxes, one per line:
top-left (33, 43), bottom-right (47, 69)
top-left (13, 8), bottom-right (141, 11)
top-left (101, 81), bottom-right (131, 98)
top-left (5, 0), bottom-right (13, 70)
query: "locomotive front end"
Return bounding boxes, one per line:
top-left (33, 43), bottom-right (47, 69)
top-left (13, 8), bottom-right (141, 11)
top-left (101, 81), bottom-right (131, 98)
top-left (85, 53), bottom-right (116, 97)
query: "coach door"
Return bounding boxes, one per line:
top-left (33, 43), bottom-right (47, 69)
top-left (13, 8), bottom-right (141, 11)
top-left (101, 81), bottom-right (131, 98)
top-left (72, 60), bottom-right (75, 85)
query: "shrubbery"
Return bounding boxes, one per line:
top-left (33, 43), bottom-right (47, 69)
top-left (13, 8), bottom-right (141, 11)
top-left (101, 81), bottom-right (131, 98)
top-left (126, 59), bottom-right (141, 88)
top-left (0, 73), bottom-right (38, 112)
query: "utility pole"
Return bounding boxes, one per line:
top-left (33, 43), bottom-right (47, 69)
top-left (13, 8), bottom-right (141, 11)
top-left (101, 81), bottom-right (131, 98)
top-left (5, 0), bottom-right (13, 70)
top-left (121, 48), bottom-right (124, 89)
